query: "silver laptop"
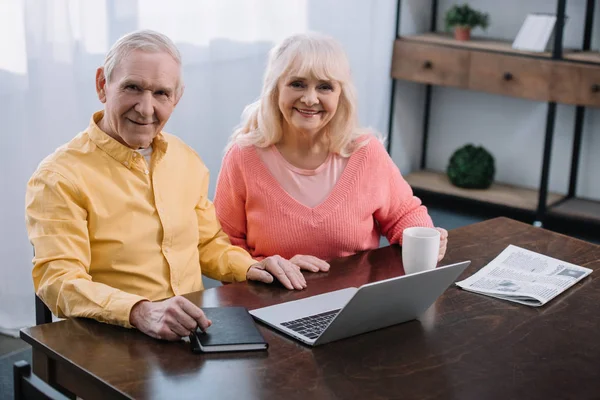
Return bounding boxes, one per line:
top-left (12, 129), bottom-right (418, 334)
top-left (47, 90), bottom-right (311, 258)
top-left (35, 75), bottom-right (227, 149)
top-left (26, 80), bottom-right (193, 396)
top-left (250, 261), bottom-right (470, 346)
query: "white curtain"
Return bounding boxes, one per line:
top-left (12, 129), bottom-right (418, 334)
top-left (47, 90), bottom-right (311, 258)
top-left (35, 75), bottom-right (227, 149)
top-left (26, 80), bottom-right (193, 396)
top-left (0, 0), bottom-right (396, 336)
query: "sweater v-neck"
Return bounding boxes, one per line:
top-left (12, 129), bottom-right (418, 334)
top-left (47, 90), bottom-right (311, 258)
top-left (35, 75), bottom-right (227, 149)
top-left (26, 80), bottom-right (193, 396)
top-left (248, 144), bottom-right (367, 221)
top-left (270, 145), bottom-right (332, 175)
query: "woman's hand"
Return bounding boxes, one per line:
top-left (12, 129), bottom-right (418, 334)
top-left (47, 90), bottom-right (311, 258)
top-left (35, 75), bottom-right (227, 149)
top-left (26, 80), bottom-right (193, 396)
top-left (246, 255), bottom-right (306, 290)
top-left (436, 227), bottom-right (448, 262)
top-left (290, 255), bottom-right (330, 273)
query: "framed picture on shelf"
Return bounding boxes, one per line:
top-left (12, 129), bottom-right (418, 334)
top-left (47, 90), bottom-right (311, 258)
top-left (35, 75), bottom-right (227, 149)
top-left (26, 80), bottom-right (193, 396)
top-left (512, 13), bottom-right (567, 52)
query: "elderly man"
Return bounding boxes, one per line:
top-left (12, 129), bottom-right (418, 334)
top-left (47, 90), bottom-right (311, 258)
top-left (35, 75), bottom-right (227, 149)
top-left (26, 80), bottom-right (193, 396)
top-left (25, 30), bottom-right (305, 341)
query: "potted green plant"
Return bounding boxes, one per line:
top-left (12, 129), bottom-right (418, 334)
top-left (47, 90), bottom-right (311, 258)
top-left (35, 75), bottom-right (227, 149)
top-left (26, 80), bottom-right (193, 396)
top-left (446, 144), bottom-right (495, 189)
top-left (444, 4), bottom-right (490, 41)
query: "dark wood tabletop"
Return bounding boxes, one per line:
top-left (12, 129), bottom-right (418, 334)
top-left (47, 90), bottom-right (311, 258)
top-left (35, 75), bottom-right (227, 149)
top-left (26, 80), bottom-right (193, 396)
top-left (21, 217), bottom-right (600, 400)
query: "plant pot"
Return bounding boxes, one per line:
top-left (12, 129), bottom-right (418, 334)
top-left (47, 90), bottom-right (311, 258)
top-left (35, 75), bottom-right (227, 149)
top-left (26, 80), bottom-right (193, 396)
top-left (454, 27), bottom-right (471, 41)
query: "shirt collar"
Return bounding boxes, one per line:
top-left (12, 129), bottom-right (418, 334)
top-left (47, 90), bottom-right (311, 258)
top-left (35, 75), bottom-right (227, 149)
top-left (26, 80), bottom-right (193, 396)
top-left (87, 111), bottom-right (169, 168)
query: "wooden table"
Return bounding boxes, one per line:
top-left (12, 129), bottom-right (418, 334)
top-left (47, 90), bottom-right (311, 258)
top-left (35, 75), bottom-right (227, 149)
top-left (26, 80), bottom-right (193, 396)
top-left (21, 217), bottom-right (600, 400)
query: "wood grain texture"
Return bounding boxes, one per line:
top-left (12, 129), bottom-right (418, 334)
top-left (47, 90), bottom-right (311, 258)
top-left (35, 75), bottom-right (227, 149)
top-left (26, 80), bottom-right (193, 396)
top-left (551, 61), bottom-right (600, 107)
top-left (549, 197), bottom-right (600, 222)
top-left (393, 34), bottom-right (600, 109)
top-left (468, 51), bottom-right (553, 102)
top-left (21, 218), bottom-right (600, 400)
top-left (405, 170), bottom-right (564, 210)
top-left (391, 39), bottom-right (470, 87)
top-left (401, 33), bottom-right (553, 58)
top-left (563, 51), bottom-right (600, 64)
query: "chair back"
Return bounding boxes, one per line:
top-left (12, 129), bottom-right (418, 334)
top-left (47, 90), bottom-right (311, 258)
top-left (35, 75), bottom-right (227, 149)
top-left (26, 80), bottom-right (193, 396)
top-left (32, 247), bottom-right (52, 325)
top-left (35, 295), bottom-right (52, 325)
top-left (13, 360), bottom-right (68, 400)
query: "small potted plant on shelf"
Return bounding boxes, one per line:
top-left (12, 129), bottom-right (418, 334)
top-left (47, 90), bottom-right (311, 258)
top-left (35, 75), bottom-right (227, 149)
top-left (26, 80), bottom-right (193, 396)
top-left (444, 3), bottom-right (490, 41)
top-left (446, 144), bottom-right (495, 189)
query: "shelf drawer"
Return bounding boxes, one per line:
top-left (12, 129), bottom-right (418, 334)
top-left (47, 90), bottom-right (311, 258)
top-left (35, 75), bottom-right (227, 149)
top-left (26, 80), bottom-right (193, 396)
top-left (468, 52), bottom-right (552, 102)
top-left (391, 40), bottom-right (469, 88)
top-left (551, 62), bottom-right (600, 108)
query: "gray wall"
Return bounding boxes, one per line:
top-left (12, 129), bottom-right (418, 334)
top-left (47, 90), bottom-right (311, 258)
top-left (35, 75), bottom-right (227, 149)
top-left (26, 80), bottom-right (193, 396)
top-left (391, 0), bottom-right (600, 200)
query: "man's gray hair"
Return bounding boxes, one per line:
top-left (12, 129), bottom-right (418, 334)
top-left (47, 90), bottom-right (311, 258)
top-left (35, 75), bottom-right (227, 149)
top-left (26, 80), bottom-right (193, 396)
top-left (103, 30), bottom-right (183, 92)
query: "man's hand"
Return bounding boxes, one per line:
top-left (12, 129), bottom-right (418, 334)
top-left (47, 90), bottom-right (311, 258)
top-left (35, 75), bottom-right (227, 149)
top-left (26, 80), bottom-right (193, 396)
top-left (129, 296), bottom-right (211, 341)
top-left (436, 227), bottom-right (448, 262)
top-left (246, 255), bottom-right (306, 290)
top-left (290, 255), bottom-right (330, 273)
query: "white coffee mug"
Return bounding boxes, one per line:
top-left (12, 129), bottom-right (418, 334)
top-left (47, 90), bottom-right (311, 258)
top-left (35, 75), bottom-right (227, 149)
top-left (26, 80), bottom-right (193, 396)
top-left (402, 227), bottom-right (440, 275)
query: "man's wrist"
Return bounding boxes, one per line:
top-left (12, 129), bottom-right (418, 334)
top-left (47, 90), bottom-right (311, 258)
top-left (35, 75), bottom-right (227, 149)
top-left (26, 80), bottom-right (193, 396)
top-left (129, 300), bottom-right (149, 327)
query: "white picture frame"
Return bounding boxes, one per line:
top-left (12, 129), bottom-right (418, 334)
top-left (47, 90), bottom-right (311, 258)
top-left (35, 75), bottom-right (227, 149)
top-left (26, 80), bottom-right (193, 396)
top-left (512, 13), bottom-right (560, 53)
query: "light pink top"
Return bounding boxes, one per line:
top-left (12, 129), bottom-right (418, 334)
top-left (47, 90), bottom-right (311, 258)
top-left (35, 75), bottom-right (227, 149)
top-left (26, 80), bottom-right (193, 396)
top-left (256, 146), bottom-right (349, 208)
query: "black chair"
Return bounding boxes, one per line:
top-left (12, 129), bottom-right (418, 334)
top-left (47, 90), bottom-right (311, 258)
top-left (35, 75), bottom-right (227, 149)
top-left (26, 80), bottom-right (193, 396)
top-left (32, 247), bottom-right (52, 325)
top-left (35, 295), bottom-right (52, 325)
top-left (13, 360), bottom-right (68, 400)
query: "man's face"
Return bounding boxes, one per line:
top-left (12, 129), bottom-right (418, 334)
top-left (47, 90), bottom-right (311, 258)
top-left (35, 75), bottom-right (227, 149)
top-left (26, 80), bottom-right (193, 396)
top-left (96, 50), bottom-right (182, 149)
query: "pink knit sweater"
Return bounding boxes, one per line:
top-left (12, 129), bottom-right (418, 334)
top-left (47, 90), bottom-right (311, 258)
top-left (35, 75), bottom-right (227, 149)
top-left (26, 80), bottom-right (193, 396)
top-left (214, 136), bottom-right (433, 261)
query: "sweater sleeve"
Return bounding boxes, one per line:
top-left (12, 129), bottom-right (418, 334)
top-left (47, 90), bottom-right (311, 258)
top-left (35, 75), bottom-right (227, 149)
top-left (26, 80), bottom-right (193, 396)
top-left (370, 141), bottom-right (434, 245)
top-left (214, 145), bottom-right (252, 253)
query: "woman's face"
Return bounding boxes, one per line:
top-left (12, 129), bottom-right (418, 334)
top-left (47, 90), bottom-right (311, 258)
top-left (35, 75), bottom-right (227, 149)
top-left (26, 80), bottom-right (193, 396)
top-left (277, 72), bottom-right (341, 138)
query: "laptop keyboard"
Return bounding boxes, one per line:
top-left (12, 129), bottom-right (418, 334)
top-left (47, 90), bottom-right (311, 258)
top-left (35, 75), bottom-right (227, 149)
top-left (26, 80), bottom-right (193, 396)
top-left (280, 309), bottom-right (341, 340)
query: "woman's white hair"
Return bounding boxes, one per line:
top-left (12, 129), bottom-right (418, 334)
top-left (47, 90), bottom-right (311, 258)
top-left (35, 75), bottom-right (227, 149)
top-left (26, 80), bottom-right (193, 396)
top-left (103, 29), bottom-right (183, 94)
top-left (228, 32), bottom-right (375, 157)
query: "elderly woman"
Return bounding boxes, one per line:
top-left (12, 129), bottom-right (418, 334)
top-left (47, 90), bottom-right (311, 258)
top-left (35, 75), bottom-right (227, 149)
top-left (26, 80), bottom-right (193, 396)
top-left (214, 33), bottom-right (447, 272)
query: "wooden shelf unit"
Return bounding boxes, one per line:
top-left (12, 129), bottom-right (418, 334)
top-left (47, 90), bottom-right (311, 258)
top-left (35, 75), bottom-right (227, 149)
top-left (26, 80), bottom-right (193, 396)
top-left (400, 33), bottom-right (600, 64)
top-left (564, 51), bottom-right (600, 64)
top-left (548, 198), bottom-right (600, 222)
top-left (392, 34), bottom-right (600, 108)
top-left (400, 33), bottom-right (554, 58)
top-left (388, 0), bottom-right (600, 232)
top-left (405, 170), bottom-right (564, 212)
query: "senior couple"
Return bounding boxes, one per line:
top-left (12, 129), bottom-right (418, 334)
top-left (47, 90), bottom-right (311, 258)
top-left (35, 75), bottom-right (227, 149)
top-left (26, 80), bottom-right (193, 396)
top-left (25, 30), bottom-right (448, 340)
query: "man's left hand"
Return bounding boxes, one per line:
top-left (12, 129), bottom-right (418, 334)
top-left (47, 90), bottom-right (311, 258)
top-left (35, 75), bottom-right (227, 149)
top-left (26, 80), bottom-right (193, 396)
top-left (246, 255), bottom-right (307, 290)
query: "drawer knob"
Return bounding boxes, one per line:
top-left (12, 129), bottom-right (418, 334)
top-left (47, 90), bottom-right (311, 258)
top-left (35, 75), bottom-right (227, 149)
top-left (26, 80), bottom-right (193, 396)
top-left (423, 61), bottom-right (433, 69)
top-left (592, 84), bottom-right (600, 93)
top-left (503, 72), bottom-right (513, 81)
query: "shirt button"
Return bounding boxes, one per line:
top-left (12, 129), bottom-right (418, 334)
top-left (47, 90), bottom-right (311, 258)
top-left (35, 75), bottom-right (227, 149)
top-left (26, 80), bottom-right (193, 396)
top-left (144, 170), bottom-right (149, 175)
top-left (164, 248), bottom-right (169, 253)
top-left (133, 153), bottom-right (138, 157)
top-left (124, 161), bottom-right (129, 167)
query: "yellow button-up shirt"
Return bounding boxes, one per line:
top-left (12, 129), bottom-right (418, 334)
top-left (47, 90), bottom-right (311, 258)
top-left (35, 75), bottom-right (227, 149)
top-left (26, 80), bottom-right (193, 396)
top-left (25, 111), bottom-right (256, 327)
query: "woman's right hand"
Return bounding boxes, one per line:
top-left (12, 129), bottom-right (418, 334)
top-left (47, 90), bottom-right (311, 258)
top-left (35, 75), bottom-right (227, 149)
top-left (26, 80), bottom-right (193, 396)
top-left (290, 255), bottom-right (330, 273)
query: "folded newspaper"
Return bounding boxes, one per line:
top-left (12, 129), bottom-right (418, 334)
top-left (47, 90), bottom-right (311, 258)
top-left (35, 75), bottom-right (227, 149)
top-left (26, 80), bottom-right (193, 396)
top-left (456, 245), bottom-right (592, 306)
